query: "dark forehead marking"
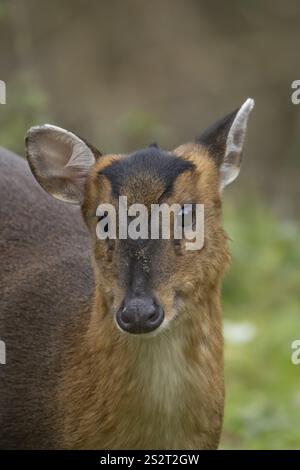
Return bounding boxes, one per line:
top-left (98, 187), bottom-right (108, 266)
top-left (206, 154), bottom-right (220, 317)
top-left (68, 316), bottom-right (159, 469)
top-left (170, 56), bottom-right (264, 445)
top-left (99, 147), bottom-right (195, 197)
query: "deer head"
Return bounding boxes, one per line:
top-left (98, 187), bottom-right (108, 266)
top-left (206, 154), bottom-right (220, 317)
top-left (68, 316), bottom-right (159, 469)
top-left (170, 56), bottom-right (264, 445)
top-left (26, 98), bottom-right (254, 336)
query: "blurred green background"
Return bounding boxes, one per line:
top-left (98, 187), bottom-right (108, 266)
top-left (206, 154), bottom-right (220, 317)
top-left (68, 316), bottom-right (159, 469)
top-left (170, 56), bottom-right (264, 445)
top-left (0, 0), bottom-right (299, 449)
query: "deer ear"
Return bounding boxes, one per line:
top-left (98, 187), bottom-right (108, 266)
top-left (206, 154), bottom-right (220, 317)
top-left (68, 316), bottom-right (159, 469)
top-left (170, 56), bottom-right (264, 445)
top-left (26, 125), bottom-right (101, 205)
top-left (197, 98), bottom-right (254, 190)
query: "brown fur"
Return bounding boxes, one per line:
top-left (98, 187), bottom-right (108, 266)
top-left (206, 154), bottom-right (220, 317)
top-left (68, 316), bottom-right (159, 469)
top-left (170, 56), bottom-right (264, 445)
top-left (0, 143), bottom-right (230, 449)
top-left (59, 143), bottom-right (230, 449)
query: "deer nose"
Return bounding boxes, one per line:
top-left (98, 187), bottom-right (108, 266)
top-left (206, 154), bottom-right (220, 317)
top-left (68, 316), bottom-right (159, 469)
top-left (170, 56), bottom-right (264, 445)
top-left (116, 297), bottom-right (164, 334)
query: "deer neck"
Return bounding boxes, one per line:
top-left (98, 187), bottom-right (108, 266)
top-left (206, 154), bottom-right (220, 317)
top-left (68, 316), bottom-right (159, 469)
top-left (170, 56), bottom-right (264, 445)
top-left (61, 283), bottom-right (224, 449)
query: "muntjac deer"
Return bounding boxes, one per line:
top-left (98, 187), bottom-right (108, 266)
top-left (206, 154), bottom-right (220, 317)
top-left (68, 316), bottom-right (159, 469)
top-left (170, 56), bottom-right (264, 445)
top-left (0, 99), bottom-right (254, 449)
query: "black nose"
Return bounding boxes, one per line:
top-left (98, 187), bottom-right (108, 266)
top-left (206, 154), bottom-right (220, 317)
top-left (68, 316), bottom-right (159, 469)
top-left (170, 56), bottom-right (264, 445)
top-left (116, 297), bottom-right (164, 334)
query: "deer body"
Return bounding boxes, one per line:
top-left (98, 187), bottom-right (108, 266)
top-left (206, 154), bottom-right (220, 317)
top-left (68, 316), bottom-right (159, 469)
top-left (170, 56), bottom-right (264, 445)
top-left (0, 98), bottom-right (254, 449)
top-left (0, 148), bottom-right (92, 448)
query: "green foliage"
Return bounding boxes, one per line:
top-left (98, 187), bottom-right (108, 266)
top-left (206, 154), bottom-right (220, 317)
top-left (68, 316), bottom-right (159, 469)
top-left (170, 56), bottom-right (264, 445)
top-left (221, 198), bottom-right (300, 449)
top-left (0, 1), bottom-right (9, 22)
top-left (0, 73), bottom-right (50, 155)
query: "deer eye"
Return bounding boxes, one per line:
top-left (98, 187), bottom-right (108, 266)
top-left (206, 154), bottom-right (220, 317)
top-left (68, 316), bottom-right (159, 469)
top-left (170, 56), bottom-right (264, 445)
top-left (177, 204), bottom-right (196, 229)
